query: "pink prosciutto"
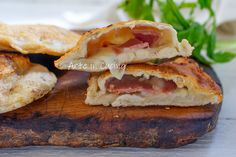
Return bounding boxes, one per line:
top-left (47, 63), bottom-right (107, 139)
top-left (113, 38), bottom-right (149, 53)
top-left (132, 29), bottom-right (159, 46)
top-left (105, 75), bottom-right (177, 95)
top-left (112, 29), bottom-right (160, 54)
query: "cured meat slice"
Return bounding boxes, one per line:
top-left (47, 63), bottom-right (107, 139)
top-left (105, 75), bottom-right (177, 94)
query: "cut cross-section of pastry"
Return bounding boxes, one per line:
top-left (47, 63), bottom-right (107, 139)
top-left (0, 52), bottom-right (57, 114)
top-left (55, 20), bottom-right (193, 79)
top-left (0, 23), bottom-right (80, 56)
top-left (86, 58), bottom-right (222, 107)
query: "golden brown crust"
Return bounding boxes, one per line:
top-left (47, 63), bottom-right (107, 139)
top-left (99, 58), bottom-right (222, 104)
top-left (0, 23), bottom-right (80, 56)
top-left (0, 52), bottom-right (31, 78)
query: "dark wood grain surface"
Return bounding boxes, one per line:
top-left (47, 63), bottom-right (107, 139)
top-left (0, 55), bottom-right (222, 148)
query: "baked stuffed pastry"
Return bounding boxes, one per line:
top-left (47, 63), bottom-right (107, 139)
top-left (86, 58), bottom-right (222, 107)
top-left (0, 23), bottom-right (80, 56)
top-left (55, 20), bottom-right (193, 78)
top-left (0, 52), bottom-right (57, 114)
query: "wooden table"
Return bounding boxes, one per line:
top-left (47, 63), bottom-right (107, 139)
top-left (0, 58), bottom-right (235, 157)
top-left (0, 118), bottom-right (235, 157)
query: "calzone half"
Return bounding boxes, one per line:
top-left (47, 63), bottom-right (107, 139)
top-left (86, 58), bottom-right (222, 107)
top-left (0, 23), bottom-right (80, 56)
top-left (55, 20), bottom-right (193, 78)
top-left (0, 52), bottom-right (57, 114)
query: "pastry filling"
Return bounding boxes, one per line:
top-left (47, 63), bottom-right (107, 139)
top-left (87, 26), bottom-right (172, 57)
top-left (105, 75), bottom-right (177, 95)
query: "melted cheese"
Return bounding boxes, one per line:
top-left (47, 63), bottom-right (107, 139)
top-left (90, 48), bottom-right (125, 79)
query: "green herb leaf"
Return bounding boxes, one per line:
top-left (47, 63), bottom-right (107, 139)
top-left (119, 0), bottom-right (154, 21)
top-left (198, 0), bottom-right (214, 15)
top-left (166, 0), bottom-right (190, 29)
top-left (179, 2), bottom-right (197, 9)
top-left (178, 22), bottom-right (206, 46)
top-left (178, 22), bottom-right (212, 64)
top-left (157, 0), bottom-right (189, 31)
top-left (207, 31), bottom-right (216, 59)
top-left (206, 28), bottom-right (236, 63)
top-left (198, 0), bottom-right (212, 9)
top-left (212, 52), bottom-right (236, 63)
top-left (193, 45), bottom-right (212, 65)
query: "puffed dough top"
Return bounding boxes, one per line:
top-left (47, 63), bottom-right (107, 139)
top-left (0, 23), bottom-right (80, 56)
top-left (55, 20), bottom-right (193, 73)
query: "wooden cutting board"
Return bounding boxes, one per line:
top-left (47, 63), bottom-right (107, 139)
top-left (0, 55), bottom-right (222, 148)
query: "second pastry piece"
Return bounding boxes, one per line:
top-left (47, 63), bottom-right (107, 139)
top-left (0, 52), bottom-right (57, 114)
top-left (0, 23), bottom-right (80, 56)
top-left (0, 23), bottom-right (80, 113)
top-left (55, 20), bottom-right (193, 78)
top-left (86, 58), bottom-right (222, 107)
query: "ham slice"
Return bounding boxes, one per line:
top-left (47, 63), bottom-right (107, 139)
top-left (101, 29), bottom-right (160, 54)
top-left (132, 29), bottom-right (159, 46)
top-left (88, 27), bottom-right (161, 56)
top-left (105, 75), bottom-right (177, 94)
top-left (113, 38), bottom-right (149, 54)
top-left (119, 38), bottom-right (149, 49)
